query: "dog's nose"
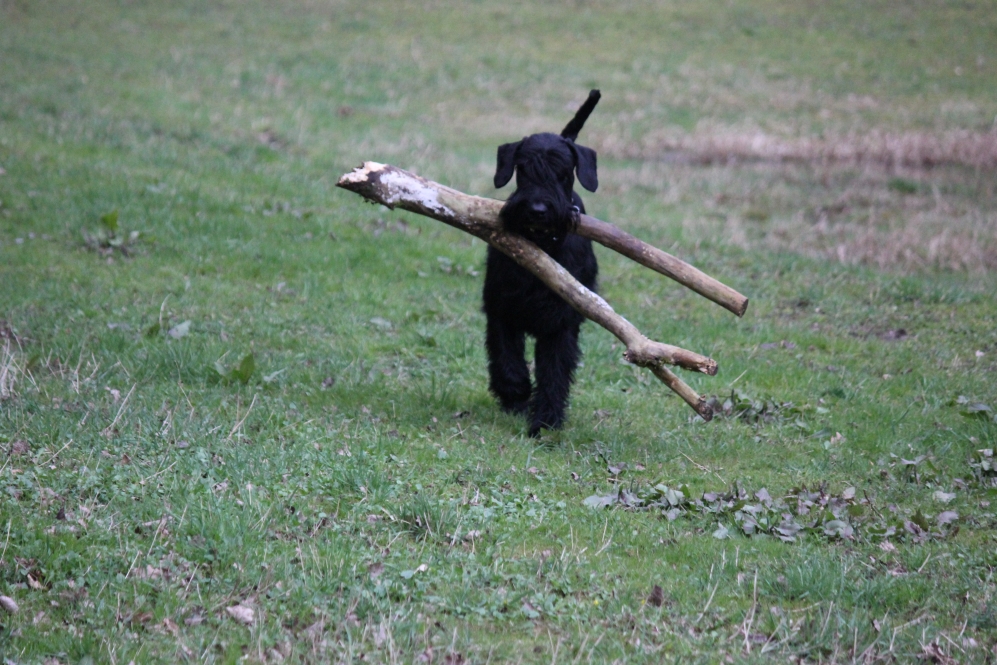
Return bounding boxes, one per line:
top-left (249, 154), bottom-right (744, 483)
top-left (530, 202), bottom-right (548, 217)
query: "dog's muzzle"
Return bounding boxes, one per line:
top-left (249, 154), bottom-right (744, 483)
top-left (521, 206), bottom-right (580, 238)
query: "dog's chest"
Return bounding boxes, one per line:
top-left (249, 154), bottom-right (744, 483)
top-left (483, 236), bottom-right (597, 333)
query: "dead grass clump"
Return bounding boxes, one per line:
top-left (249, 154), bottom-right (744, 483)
top-left (1, 341), bottom-right (21, 401)
top-left (601, 158), bottom-right (997, 274)
top-left (629, 129), bottom-right (997, 170)
top-left (752, 200), bottom-right (997, 274)
top-left (813, 215), bottom-right (997, 273)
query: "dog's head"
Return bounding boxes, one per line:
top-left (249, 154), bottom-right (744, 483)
top-left (493, 132), bottom-right (597, 250)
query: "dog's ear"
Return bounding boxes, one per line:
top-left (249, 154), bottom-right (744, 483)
top-left (494, 140), bottom-right (521, 188)
top-left (570, 143), bottom-right (598, 192)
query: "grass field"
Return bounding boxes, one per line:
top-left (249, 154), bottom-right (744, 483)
top-left (2, 0), bottom-right (997, 662)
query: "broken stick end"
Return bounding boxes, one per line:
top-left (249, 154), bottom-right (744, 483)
top-left (732, 297), bottom-right (749, 318)
top-left (695, 400), bottom-right (714, 422)
top-left (336, 161), bottom-right (387, 189)
top-left (336, 162), bottom-right (399, 209)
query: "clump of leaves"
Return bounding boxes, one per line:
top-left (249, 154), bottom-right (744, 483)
top-left (705, 389), bottom-right (807, 425)
top-left (952, 395), bottom-right (997, 423)
top-left (209, 352), bottom-right (255, 384)
top-left (83, 210), bottom-right (140, 255)
top-left (584, 482), bottom-right (958, 545)
top-left (888, 453), bottom-right (941, 485)
top-left (970, 449), bottom-right (997, 488)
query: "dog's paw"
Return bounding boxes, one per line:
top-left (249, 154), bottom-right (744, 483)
top-left (528, 418), bottom-right (563, 438)
top-left (501, 400), bottom-right (530, 416)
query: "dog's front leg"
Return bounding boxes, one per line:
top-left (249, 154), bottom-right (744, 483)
top-left (485, 317), bottom-right (531, 415)
top-left (529, 325), bottom-right (581, 436)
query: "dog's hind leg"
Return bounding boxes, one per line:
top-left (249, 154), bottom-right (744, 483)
top-left (529, 325), bottom-right (581, 436)
top-left (486, 318), bottom-right (531, 415)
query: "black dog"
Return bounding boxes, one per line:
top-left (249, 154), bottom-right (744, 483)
top-left (483, 90), bottom-right (601, 437)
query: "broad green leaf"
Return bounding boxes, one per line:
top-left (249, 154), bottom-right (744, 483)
top-left (233, 353), bottom-right (255, 383)
top-left (100, 209), bottom-right (119, 233)
top-left (846, 505), bottom-right (866, 518)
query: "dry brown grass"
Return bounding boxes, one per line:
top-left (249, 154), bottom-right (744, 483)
top-left (611, 128), bottom-right (997, 170)
top-left (346, 80), bottom-right (997, 274)
top-left (599, 157), bottom-right (997, 274)
top-left (0, 341), bottom-right (20, 401)
top-left (783, 207), bottom-right (997, 273)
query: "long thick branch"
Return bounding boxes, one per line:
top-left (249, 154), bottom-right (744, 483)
top-left (337, 162), bottom-right (716, 420)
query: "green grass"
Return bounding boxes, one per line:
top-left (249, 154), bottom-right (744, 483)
top-left (2, 0), bottom-right (997, 662)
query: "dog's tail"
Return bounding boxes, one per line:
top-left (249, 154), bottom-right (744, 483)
top-left (560, 89), bottom-right (601, 141)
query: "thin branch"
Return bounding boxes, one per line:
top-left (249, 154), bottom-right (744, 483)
top-left (577, 214), bottom-right (748, 317)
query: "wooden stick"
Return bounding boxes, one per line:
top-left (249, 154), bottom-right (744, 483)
top-left (576, 215), bottom-right (748, 317)
top-left (337, 162), bottom-right (715, 420)
top-left (335, 164), bottom-right (748, 316)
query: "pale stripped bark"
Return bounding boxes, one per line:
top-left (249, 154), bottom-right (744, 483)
top-left (336, 162), bottom-right (745, 421)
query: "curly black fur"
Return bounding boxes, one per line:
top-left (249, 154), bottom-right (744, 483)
top-left (484, 91), bottom-right (601, 437)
